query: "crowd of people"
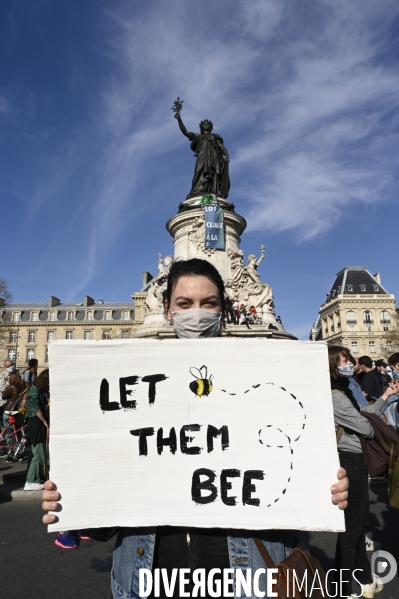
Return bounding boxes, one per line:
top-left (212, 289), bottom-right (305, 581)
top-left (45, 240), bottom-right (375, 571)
top-left (225, 297), bottom-right (283, 329)
top-left (1, 257), bottom-right (398, 597)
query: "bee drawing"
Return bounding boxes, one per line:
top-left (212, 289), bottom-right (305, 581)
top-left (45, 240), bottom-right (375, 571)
top-left (189, 365), bottom-right (213, 397)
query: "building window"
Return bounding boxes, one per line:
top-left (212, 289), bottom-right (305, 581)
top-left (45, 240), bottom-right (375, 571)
top-left (47, 331), bottom-right (55, 342)
top-left (87, 312), bottom-right (94, 321)
top-left (32, 312), bottom-right (39, 321)
top-left (9, 332), bottom-right (17, 343)
top-left (347, 285), bottom-right (353, 292)
top-left (351, 341), bottom-right (358, 353)
top-left (123, 311), bottom-right (130, 321)
top-left (386, 341), bottom-right (393, 353)
top-left (8, 349), bottom-right (16, 361)
top-left (363, 310), bottom-right (373, 324)
top-left (380, 310), bottom-right (390, 324)
top-left (373, 285), bottom-right (379, 292)
top-left (50, 312), bottom-right (57, 321)
top-left (346, 311), bottom-right (357, 324)
top-left (360, 285), bottom-right (366, 292)
top-left (45, 349), bottom-right (49, 363)
top-left (102, 331), bottom-right (111, 340)
top-left (368, 341), bottom-right (376, 354)
top-left (66, 331), bottom-right (73, 340)
top-left (383, 326), bottom-right (389, 332)
top-left (27, 349), bottom-right (35, 361)
top-left (28, 332), bottom-right (36, 343)
top-left (84, 331), bottom-right (92, 340)
top-left (348, 326), bottom-right (355, 332)
top-left (13, 312), bottom-right (21, 322)
top-left (68, 312), bottom-right (74, 321)
top-left (121, 330), bottom-right (129, 339)
top-left (104, 311), bottom-right (111, 321)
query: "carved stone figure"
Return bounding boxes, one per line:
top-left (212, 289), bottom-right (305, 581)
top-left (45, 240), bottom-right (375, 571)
top-left (189, 213), bottom-right (215, 257)
top-left (174, 112), bottom-right (230, 199)
top-left (145, 254), bottom-right (174, 313)
top-left (227, 246), bottom-right (275, 322)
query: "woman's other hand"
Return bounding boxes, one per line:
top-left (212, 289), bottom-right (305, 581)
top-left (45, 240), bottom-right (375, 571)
top-left (331, 467), bottom-right (348, 509)
top-left (42, 480), bottom-right (60, 524)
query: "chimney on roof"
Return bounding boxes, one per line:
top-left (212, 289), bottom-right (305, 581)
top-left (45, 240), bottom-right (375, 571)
top-left (84, 295), bottom-right (95, 307)
top-left (142, 271), bottom-right (153, 287)
top-left (373, 273), bottom-right (381, 285)
top-left (98, 299), bottom-right (104, 305)
top-left (49, 295), bottom-right (61, 308)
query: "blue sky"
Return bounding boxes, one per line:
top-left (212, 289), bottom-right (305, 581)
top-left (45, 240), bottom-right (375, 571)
top-left (1, 0), bottom-right (398, 339)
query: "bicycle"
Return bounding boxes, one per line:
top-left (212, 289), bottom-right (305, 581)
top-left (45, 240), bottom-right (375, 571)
top-left (0, 415), bottom-right (29, 465)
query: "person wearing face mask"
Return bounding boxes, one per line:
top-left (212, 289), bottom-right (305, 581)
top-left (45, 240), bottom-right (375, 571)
top-left (42, 259), bottom-right (350, 599)
top-left (0, 360), bottom-right (16, 420)
top-left (329, 345), bottom-right (399, 599)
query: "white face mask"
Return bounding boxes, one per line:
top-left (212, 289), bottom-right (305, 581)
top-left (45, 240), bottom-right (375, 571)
top-left (6, 365), bottom-right (15, 373)
top-left (337, 364), bottom-right (354, 378)
top-left (171, 308), bottom-right (222, 339)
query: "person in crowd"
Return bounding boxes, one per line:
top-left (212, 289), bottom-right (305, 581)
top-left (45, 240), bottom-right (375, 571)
top-left (24, 369), bottom-right (49, 491)
top-left (329, 345), bottom-right (399, 599)
top-left (0, 359), bottom-right (15, 419)
top-left (388, 353), bottom-right (399, 380)
top-left (359, 355), bottom-right (383, 403)
top-left (23, 358), bottom-right (38, 386)
top-left (42, 258), bottom-right (349, 599)
top-left (375, 359), bottom-right (391, 392)
top-left (351, 357), bottom-right (364, 386)
top-left (380, 353), bottom-right (399, 433)
top-left (239, 303), bottom-right (250, 328)
top-left (232, 299), bottom-right (240, 324)
top-left (2, 371), bottom-right (26, 447)
top-left (346, 353), bottom-right (369, 407)
top-left (0, 359), bottom-right (15, 394)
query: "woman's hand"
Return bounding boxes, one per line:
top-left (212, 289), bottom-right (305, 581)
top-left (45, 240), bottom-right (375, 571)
top-left (42, 480), bottom-right (60, 524)
top-left (331, 467), bottom-right (348, 509)
top-left (382, 381), bottom-right (399, 401)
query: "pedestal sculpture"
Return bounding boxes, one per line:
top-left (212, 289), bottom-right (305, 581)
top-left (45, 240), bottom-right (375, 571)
top-left (133, 100), bottom-right (295, 340)
top-left (134, 196), bottom-right (295, 339)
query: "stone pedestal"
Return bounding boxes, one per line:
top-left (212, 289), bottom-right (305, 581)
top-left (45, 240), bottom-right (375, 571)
top-left (166, 197), bottom-right (246, 282)
top-left (134, 195), bottom-right (296, 340)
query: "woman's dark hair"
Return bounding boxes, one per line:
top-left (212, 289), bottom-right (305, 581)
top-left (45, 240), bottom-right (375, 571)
top-left (36, 369), bottom-right (50, 393)
top-left (328, 345), bottom-right (351, 379)
top-left (388, 352), bottom-right (399, 367)
top-left (165, 259), bottom-right (225, 306)
top-left (28, 358), bottom-right (38, 369)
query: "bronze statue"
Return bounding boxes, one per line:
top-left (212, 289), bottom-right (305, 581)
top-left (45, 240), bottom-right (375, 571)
top-left (172, 98), bottom-right (230, 199)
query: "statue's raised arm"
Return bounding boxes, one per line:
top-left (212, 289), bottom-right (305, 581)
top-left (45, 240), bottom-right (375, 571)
top-left (174, 112), bottom-right (193, 140)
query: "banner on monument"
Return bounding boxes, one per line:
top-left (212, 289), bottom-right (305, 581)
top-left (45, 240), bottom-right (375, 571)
top-left (204, 204), bottom-right (225, 250)
top-left (48, 338), bottom-right (344, 533)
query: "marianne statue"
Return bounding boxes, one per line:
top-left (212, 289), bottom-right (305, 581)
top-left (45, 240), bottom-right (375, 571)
top-left (173, 99), bottom-right (230, 200)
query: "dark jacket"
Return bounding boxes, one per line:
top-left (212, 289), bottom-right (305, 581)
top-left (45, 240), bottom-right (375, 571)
top-left (2, 382), bottom-right (26, 412)
top-left (361, 368), bottom-right (383, 402)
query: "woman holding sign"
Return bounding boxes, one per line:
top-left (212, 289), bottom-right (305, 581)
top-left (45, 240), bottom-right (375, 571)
top-left (329, 345), bottom-right (399, 599)
top-left (43, 259), bottom-right (349, 599)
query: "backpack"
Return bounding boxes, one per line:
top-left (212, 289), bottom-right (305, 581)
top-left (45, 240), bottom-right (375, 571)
top-left (360, 412), bottom-right (399, 476)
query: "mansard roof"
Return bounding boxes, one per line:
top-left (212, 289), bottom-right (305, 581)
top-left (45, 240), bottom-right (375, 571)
top-left (325, 267), bottom-right (389, 302)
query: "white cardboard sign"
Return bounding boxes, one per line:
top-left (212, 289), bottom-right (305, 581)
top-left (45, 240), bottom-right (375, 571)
top-left (48, 338), bottom-right (344, 532)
